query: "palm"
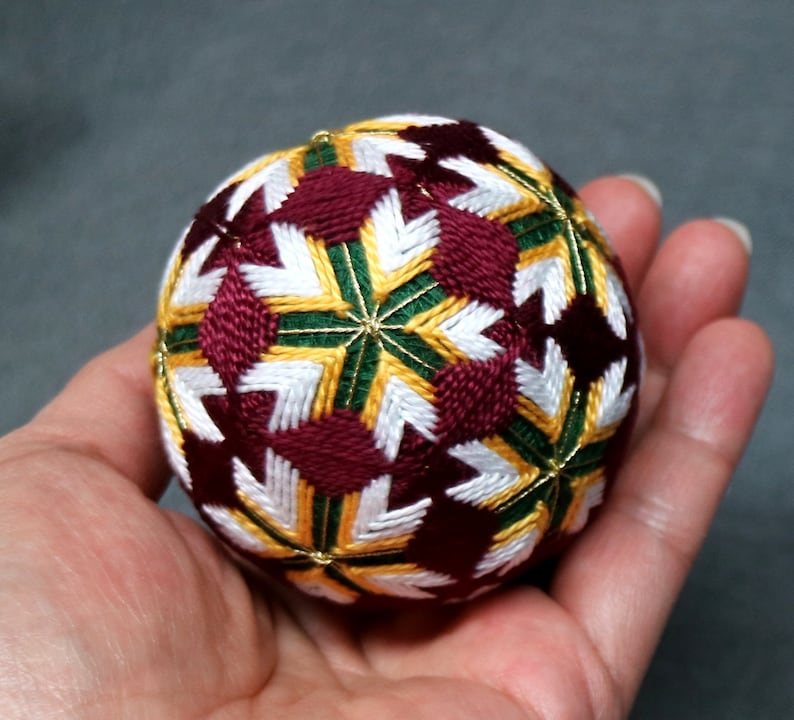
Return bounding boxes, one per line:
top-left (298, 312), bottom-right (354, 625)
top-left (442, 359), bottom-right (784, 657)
top-left (0, 177), bottom-right (772, 719)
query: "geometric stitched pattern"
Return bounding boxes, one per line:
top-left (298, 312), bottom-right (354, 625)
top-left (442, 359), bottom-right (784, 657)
top-left (153, 114), bottom-right (641, 606)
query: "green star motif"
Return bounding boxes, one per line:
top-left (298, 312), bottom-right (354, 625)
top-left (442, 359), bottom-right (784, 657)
top-left (273, 240), bottom-right (449, 412)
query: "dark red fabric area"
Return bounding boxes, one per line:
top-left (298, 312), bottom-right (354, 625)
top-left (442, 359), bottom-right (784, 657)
top-left (187, 391), bottom-right (277, 505)
top-left (405, 494), bottom-right (498, 581)
top-left (399, 120), bottom-right (501, 165)
top-left (503, 293), bottom-right (548, 369)
top-left (181, 429), bottom-right (237, 509)
top-left (198, 266), bottom-right (279, 390)
top-left (432, 348), bottom-right (519, 446)
top-left (267, 410), bottom-right (390, 497)
top-left (550, 294), bottom-right (630, 390)
top-left (431, 204), bottom-right (518, 307)
top-left (180, 184), bottom-right (237, 259)
top-left (389, 157), bottom-right (474, 208)
top-left (268, 166), bottom-right (393, 246)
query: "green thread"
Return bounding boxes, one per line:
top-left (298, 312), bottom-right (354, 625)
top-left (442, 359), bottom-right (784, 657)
top-left (304, 141), bottom-right (337, 171)
top-left (507, 211), bottom-right (565, 252)
top-left (164, 323), bottom-right (200, 353)
top-left (273, 242), bottom-right (447, 411)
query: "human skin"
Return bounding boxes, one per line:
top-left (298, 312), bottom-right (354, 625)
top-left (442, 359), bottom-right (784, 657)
top-left (0, 176), bottom-right (773, 719)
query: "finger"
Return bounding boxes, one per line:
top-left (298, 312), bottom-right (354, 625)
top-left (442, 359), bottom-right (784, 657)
top-left (635, 219), bottom-right (751, 431)
top-left (639, 218), bottom-right (751, 371)
top-left (5, 325), bottom-right (170, 499)
top-left (551, 318), bottom-right (774, 708)
top-left (578, 175), bottom-right (662, 295)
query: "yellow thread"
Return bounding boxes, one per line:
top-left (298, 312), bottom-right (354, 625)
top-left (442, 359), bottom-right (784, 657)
top-left (379, 281), bottom-right (440, 322)
top-left (262, 235), bottom-right (350, 315)
top-left (497, 162), bottom-right (556, 207)
top-left (359, 216), bottom-right (437, 302)
top-left (489, 501), bottom-right (550, 548)
top-left (584, 242), bottom-right (610, 317)
top-left (379, 333), bottom-right (436, 373)
top-left (154, 374), bottom-right (185, 444)
top-left (285, 566), bottom-right (360, 602)
top-left (582, 377), bottom-right (603, 445)
top-left (403, 295), bottom-right (470, 362)
top-left (515, 233), bottom-right (569, 269)
top-left (494, 150), bottom-right (552, 187)
top-left (332, 134), bottom-right (357, 170)
top-left (227, 147), bottom-right (303, 186)
top-left (310, 347), bottom-right (346, 420)
top-left (346, 562), bottom-right (437, 596)
top-left (580, 377), bottom-right (623, 445)
top-left (477, 436), bottom-right (542, 510)
top-left (161, 303), bottom-right (210, 329)
top-left (226, 503), bottom-right (295, 557)
top-left (360, 352), bottom-right (435, 430)
top-left (341, 118), bottom-right (406, 134)
top-left (334, 492), bottom-right (359, 549)
top-left (297, 480), bottom-right (315, 548)
top-left (259, 345), bottom-right (346, 421)
top-left (516, 369), bottom-right (574, 444)
top-left (560, 469), bottom-right (604, 532)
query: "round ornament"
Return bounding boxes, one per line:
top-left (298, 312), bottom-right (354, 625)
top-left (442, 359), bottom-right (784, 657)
top-left (154, 114), bottom-right (641, 606)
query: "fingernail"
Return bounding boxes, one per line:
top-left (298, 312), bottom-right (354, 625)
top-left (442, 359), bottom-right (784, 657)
top-left (713, 217), bottom-right (753, 255)
top-left (618, 174), bottom-right (663, 208)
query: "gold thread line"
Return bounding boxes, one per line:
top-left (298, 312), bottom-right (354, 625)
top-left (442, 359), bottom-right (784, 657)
top-left (277, 326), bottom-right (359, 336)
top-left (380, 333), bottom-right (436, 372)
top-left (498, 162), bottom-right (588, 293)
top-left (342, 328), bottom-right (365, 349)
top-left (379, 281), bottom-right (440, 322)
top-left (341, 242), bottom-right (370, 316)
top-left (344, 333), bottom-right (370, 408)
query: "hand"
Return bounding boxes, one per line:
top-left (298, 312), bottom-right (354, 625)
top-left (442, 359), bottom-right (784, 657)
top-left (0, 176), bottom-right (773, 719)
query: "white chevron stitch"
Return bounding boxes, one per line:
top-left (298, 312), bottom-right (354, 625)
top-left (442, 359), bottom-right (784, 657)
top-left (446, 440), bottom-right (520, 506)
top-left (234, 453), bottom-right (300, 532)
top-left (515, 338), bottom-right (569, 418)
top-left (225, 156), bottom-right (294, 219)
top-left (437, 299), bottom-right (505, 361)
top-left (237, 358), bottom-right (324, 432)
top-left (240, 223), bottom-right (324, 298)
top-left (370, 188), bottom-right (440, 274)
top-left (480, 126), bottom-right (545, 172)
top-left (376, 113), bottom-right (457, 127)
top-left (373, 375), bottom-right (438, 461)
top-left (351, 135), bottom-right (426, 177)
top-left (170, 365), bottom-right (226, 442)
top-left (291, 578), bottom-right (356, 604)
top-left (158, 415), bottom-right (192, 489)
top-left (568, 480), bottom-right (605, 533)
top-left (596, 357), bottom-right (635, 429)
top-left (203, 503), bottom-right (270, 554)
top-left (351, 475), bottom-right (432, 543)
top-left (169, 236), bottom-right (227, 308)
top-left (604, 266), bottom-right (633, 340)
top-left (513, 256), bottom-right (569, 324)
top-left (440, 156), bottom-right (525, 217)
top-left (474, 526), bottom-right (543, 578)
top-left (361, 569), bottom-right (454, 599)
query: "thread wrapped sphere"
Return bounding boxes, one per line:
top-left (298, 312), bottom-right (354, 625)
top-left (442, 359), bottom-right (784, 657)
top-left (154, 115), bottom-right (641, 607)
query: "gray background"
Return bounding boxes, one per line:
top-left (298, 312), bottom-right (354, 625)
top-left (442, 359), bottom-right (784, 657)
top-left (2, 2), bottom-right (791, 716)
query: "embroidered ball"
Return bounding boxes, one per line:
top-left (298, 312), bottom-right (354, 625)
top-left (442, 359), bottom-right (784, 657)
top-left (154, 115), bottom-right (641, 606)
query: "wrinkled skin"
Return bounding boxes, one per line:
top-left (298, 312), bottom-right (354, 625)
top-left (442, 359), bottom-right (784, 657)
top-left (0, 176), bottom-right (773, 719)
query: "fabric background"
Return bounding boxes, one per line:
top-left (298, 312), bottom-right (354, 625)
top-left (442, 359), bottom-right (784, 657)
top-left (2, 2), bottom-right (791, 716)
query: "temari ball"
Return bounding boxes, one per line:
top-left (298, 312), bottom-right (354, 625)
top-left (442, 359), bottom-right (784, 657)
top-left (154, 114), bottom-right (641, 606)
